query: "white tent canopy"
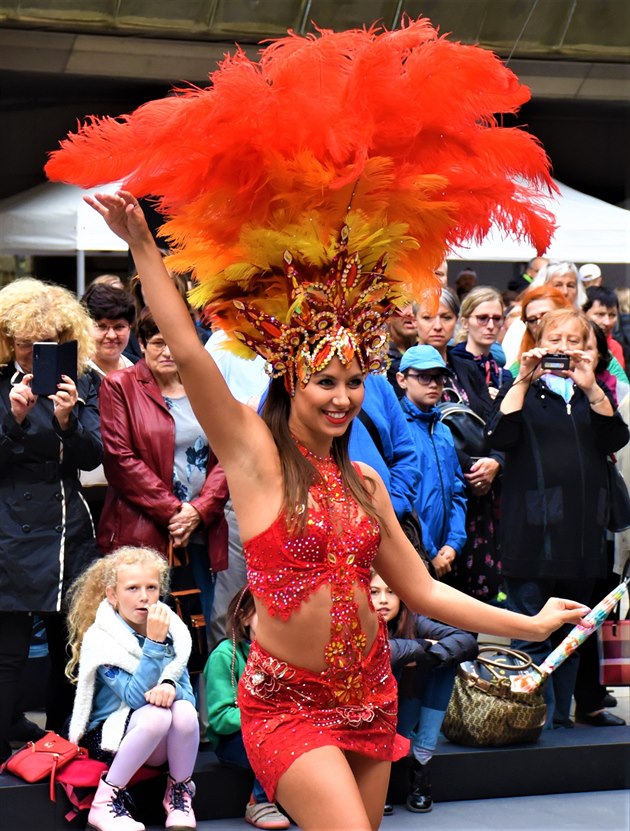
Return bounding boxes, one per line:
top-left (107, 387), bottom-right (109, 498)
top-left (0, 181), bottom-right (126, 294)
top-left (0, 179), bottom-right (628, 294)
top-left (452, 180), bottom-right (630, 264)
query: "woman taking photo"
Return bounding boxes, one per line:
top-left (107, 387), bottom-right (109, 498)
top-left (47, 21), bottom-right (589, 830)
top-left (486, 308), bottom-right (629, 728)
top-left (97, 308), bottom-right (229, 629)
top-left (0, 278), bottom-right (102, 760)
top-left (505, 284), bottom-right (571, 376)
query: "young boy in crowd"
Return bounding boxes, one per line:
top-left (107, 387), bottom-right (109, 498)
top-left (396, 346), bottom-right (468, 578)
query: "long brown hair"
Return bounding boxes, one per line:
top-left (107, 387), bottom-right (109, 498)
top-left (261, 376), bottom-right (382, 533)
top-left (226, 586), bottom-right (256, 643)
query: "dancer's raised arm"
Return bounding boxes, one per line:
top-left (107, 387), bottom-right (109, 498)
top-left (84, 191), bottom-right (276, 482)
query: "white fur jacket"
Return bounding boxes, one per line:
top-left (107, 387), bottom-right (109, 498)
top-left (69, 599), bottom-right (192, 751)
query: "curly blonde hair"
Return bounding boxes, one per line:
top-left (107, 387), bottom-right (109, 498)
top-left (0, 278), bottom-right (94, 371)
top-left (65, 547), bottom-right (170, 681)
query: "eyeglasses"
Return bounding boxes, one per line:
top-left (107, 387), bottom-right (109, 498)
top-left (405, 372), bottom-right (446, 386)
top-left (525, 314), bottom-right (545, 327)
top-left (94, 322), bottom-right (130, 334)
top-left (145, 338), bottom-right (169, 352)
top-left (470, 314), bottom-right (505, 327)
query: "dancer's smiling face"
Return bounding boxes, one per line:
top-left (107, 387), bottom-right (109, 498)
top-left (289, 356), bottom-right (365, 451)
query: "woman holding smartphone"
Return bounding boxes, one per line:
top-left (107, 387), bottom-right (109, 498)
top-left (486, 308), bottom-right (629, 728)
top-left (0, 278), bottom-right (102, 761)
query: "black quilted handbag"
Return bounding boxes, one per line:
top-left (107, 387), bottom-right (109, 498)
top-left (442, 645), bottom-right (547, 747)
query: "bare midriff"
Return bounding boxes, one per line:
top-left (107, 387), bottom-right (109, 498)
top-left (254, 582), bottom-right (380, 674)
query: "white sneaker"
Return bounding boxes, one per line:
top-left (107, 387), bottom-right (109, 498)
top-left (245, 800), bottom-right (290, 830)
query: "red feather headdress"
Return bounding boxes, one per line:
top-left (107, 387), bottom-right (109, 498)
top-left (46, 18), bottom-right (556, 392)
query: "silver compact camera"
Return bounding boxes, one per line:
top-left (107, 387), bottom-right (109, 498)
top-left (540, 352), bottom-right (570, 371)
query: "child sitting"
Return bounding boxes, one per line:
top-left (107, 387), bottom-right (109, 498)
top-left (370, 571), bottom-right (478, 813)
top-left (396, 344), bottom-right (468, 578)
top-left (204, 587), bottom-right (290, 830)
top-left (65, 546), bottom-right (199, 831)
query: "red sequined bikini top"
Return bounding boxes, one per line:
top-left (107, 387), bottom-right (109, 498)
top-left (244, 443), bottom-right (381, 687)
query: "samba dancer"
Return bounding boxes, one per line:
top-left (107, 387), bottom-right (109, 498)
top-left (47, 21), bottom-right (590, 831)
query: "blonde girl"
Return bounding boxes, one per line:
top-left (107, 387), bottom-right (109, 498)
top-left (66, 547), bottom-right (199, 831)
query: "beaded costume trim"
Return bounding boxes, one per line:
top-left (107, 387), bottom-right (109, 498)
top-left (244, 444), bottom-right (380, 706)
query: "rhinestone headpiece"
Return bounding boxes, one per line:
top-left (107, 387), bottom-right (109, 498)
top-left (229, 227), bottom-right (394, 394)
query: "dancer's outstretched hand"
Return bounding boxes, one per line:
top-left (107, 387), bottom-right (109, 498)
top-left (531, 597), bottom-right (591, 641)
top-left (84, 190), bottom-right (152, 246)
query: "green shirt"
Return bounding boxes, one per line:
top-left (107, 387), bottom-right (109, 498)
top-left (203, 638), bottom-right (250, 750)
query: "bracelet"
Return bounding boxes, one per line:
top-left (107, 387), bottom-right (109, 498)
top-left (161, 678), bottom-right (176, 688)
top-left (588, 392), bottom-right (607, 407)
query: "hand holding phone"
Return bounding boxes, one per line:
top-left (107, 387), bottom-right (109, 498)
top-left (9, 374), bottom-right (37, 424)
top-left (49, 375), bottom-right (79, 430)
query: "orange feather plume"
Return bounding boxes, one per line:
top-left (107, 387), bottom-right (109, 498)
top-left (46, 17), bottom-right (556, 385)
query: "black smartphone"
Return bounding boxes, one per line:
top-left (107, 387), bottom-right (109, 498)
top-left (31, 341), bottom-right (78, 396)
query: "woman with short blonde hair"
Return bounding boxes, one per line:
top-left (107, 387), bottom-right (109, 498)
top-left (0, 277), bottom-right (102, 762)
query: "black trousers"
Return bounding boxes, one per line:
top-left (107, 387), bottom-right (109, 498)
top-left (573, 544), bottom-right (618, 712)
top-left (0, 611), bottom-right (75, 760)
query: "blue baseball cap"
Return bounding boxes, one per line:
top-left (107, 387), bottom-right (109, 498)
top-left (399, 345), bottom-right (453, 375)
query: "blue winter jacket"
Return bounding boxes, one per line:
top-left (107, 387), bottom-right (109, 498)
top-left (349, 374), bottom-right (420, 519)
top-left (399, 397), bottom-right (467, 559)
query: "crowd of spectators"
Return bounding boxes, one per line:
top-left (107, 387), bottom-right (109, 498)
top-left (0, 257), bottom-right (628, 824)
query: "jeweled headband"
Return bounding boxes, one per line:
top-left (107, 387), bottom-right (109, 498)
top-left (45, 18), bottom-right (556, 393)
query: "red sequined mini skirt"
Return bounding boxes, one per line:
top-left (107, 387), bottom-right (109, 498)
top-left (238, 623), bottom-right (409, 800)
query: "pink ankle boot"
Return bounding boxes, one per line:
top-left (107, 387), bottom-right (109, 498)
top-left (87, 775), bottom-right (145, 831)
top-left (163, 775), bottom-right (196, 830)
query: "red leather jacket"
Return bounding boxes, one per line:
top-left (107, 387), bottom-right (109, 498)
top-left (97, 359), bottom-right (229, 571)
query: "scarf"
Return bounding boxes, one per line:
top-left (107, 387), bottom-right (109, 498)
top-left (450, 342), bottom-right (504, 389)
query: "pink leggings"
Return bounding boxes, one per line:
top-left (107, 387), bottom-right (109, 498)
top-left (107, 700), bottom-right (199, 788)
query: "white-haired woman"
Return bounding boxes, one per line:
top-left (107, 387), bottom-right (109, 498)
top-left (533, 261), bottom-right (587, 308)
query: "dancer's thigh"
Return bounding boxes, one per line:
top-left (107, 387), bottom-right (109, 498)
top-left (274, 745), bottom-right (381, 831)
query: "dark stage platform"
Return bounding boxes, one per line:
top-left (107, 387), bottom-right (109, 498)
top-left (1, 725), bottom-right (628, 830)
